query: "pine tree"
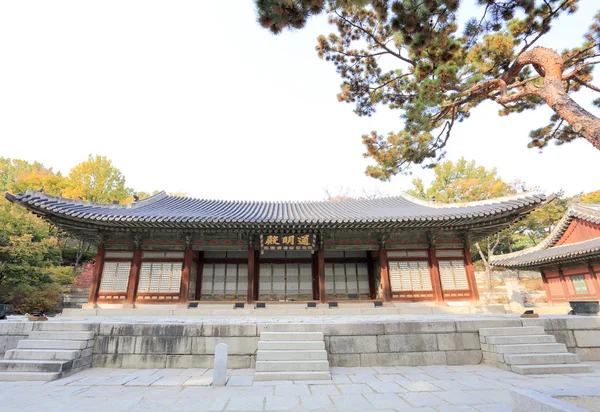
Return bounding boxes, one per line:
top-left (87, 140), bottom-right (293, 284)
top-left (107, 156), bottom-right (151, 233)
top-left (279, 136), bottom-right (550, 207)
top-left (255, 0), bottom-right (600, 179)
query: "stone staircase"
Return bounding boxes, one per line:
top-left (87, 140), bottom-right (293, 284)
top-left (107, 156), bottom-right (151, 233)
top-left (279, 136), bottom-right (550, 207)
top-left (254, 331), bottom-right (331, 381)
top-left (480, 326), bottom-right (592, 375)
top-left (0, 323), bottom-right (96, 381)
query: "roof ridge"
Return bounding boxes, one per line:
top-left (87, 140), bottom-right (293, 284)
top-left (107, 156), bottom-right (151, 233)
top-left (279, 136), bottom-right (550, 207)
top-left (400, 190), bottom-right (548, 209)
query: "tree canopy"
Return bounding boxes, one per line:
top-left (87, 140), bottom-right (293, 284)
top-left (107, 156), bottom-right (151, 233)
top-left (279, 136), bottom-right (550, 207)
top-left (65, 155), bottom-right (132, 203)
top-left (255, 0), bottom-right (600, 179)
top-left (0, 155), bottom-right (155, 313)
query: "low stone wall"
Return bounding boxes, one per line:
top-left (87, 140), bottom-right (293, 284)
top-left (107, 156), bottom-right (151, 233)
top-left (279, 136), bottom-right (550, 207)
top-left (91, 319), bottom-right (530, 368)
top-left (2, 316), bottom-right (599, 368)
top-left (521, 317), bottom-right (600, 361)
top-left (0, 322), bottom-right (32, 357)
top-left (92, 323), bottom-right (259, 369)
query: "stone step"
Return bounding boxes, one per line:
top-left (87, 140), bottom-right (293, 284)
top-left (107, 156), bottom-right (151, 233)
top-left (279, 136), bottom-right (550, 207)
top-left (260, 332), bottom-right (324, 341)
top-left (0, 359), bottom-right (71, 373)
top-left (503, 353), bottom-right (580, 366)
top-left (490, 343), bottom-right (567, 354)
top-left (511, 364), bottom-right (593, 375)
top-left (28, 331), bottom-right (95, 341)
top-left (257, 350), bottom-right (328, 361)
top-left (4, 349), bottom-right (81, 361)
top-left (253, 371), bottom-right (332, 381)
top-left (479, 326), bottom-right (545, 337)
top-left (18, 340), bottom-right (88, 350)
top-left (256, 360), bottom-right (330, 372)
top-left (258, 341), bottom-right (325, 350)
top-left (0, 371), bottom-right (61, 381)
top-left (485, 335), bottom-right (556, 345)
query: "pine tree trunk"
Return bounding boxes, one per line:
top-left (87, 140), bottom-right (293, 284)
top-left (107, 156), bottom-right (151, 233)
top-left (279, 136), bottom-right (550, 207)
top-left (542, 77), bottom-right (600, 149)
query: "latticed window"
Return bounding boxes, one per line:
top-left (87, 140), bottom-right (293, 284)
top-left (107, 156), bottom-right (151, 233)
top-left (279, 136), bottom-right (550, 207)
top-left (571, 275), bottom-right (589, 295)
top-left (389, 261), bottom-right (432, 291)
top-left (259, 263), bottom-right (312, 300)
top-left (439, 260), bottom-right (469, 290)
top-left (99, 261), bottom-right (131, 292)
top-left (138, 262), bottom-right (182, 293)
top-left (325, 263), bottom-right (369, 298)
top-left (202, 263), bottom-right (248, 300)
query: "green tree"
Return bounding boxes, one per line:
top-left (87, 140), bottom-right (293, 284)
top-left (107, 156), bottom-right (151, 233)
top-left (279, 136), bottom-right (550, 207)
top-left (581, 189), bottom-right (600, 202)
top-left (65, 154), bottom-right (132, 203)
top-left (255, 1), bottom-right (600, 179)
top-left (409, 158), bottom-right (513, 201)
top-left (0, 158), bottom-right (47, 192)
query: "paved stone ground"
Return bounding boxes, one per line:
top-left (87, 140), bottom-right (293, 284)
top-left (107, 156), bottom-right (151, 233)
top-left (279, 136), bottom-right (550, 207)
top-left (1, 362), bottom-right (599, 411)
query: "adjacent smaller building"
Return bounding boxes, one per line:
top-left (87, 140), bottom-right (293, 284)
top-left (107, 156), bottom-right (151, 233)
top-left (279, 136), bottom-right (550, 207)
top-left (492, 203), bottom-right (600, 303)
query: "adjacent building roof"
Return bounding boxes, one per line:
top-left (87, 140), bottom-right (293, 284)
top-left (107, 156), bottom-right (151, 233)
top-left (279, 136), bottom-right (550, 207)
top-left (5, 190), bottom-right (549, 243)
top-left (492, 203), bottom-right (600, 269)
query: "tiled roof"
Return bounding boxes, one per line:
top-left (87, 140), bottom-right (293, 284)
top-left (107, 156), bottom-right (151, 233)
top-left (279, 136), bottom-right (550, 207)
top-left (491, 203), bottom-right (600, 269)
top-left (492, 238), bottom-right (600, 268)
top-left (5, 190), bottom-right (546, 227)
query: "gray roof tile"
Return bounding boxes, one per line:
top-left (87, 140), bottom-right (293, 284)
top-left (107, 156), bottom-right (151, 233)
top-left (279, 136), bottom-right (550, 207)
top-left (492, 203), bottom-right (600, 268)
top-left (5, 190), bottom-right (548, 232)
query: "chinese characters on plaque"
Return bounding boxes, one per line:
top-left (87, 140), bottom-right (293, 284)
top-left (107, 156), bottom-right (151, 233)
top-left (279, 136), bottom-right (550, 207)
top-left (260, 234), bottom-right (315, 251)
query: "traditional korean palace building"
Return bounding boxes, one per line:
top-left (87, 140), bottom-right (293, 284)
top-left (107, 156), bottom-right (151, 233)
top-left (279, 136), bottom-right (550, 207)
top-left (492, 203), bottom-right (600, 303)
top-left (6, 190), bottom-right (548, 307)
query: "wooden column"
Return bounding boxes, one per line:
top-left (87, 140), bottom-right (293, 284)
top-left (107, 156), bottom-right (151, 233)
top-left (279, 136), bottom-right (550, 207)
top-left (558, 267), bottom-right (572, 300)
top-left (428, 246), bottom-right (444, 303)
top-left (179, 248), bottom-right (193, 303)
top-left (367, 251), bottom-right (376, 299)
top-left (125, 249), bottom-right (142, 305)
top-left (541, 270), bottom-right (553, 302)
top-left (247, 249), bottom-right (255, 304)
top-left (379, 248), bottom-right (392, 302)
top-left (253, 251), bottom-right (260, 301)
top-left (312, 253), bottom-right (319, 301)
top-left (463, 245), bottom-right (480, 301)
top-left (195, 251), bottom-right (204, 300)
top-left (588, 263), bottom-right (600, 299)
top-left (88, 247), bottom-right (105, 305)
top-left (317, 248), bottom-right (326, 303)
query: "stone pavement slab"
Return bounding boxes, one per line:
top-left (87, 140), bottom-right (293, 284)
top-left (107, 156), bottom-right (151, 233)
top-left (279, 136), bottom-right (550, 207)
top-left (0, 361), bottom-right (598, 411)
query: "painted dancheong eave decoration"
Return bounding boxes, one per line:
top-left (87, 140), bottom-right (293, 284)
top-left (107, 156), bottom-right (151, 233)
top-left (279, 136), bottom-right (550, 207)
top-left (5, 190), bottom-right (549, 306)
top-left (492, 203), bottom-right (600, 303)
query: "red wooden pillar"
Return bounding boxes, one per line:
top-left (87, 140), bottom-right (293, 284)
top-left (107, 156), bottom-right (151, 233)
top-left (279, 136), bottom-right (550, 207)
top-left (367, 251), bottom-right (376, 299)
top-left (588, 264), bottom-right (600, 299)
top-left (253, 251), bottom-right (260, 301)
top-left (88, 247), bottom-right (105, 305)
top-left (463, 245), bottom-right (480, 301)
top-left (558, 268), bottom-right (571, 300)
top-left (379, 248), bottom-right (392, 302)
top-left (317, 248), bottom-right (326, 303)
top-left (125, 249), bottom-right (142, 305)
top-left (428, 246), bottom-right (444, 303)
top-left (195, 251), bottom-right (204, 300)
top-left (311, 253), bottom-right (319, 301)
top-left (247, 248), bottom-right (255, 304)
top-left (179, 249), bottom-right (193, 303)
top-left (541, 270), bottom-right (553, 302)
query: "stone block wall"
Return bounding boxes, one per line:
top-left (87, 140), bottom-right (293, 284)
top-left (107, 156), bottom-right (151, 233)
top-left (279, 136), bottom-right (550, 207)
top-left (1, 316), bottom-right (599, 369)
top-left (319, 319), bottom-right (523, 367)
top-left (92, 323), bottom-right (259, 369)
top-left (0, 322), bottom-right (32, 357)
top-left (521, 317), bottom-right (600, 361)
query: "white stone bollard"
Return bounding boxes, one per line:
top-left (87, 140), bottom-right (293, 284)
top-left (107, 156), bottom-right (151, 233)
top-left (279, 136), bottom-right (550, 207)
top-left (212, 343), bottom-right (228, 386)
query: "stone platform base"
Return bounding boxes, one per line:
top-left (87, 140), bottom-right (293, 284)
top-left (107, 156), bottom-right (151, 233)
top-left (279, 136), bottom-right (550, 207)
top-left (2, 315), bottom-right (598, 370)
top-left (66, 302), bottom-right (511, 317)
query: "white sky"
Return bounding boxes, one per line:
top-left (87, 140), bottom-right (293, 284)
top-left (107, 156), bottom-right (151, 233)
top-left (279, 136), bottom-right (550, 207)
top-left (1, 1), bottom-right (599, 201)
